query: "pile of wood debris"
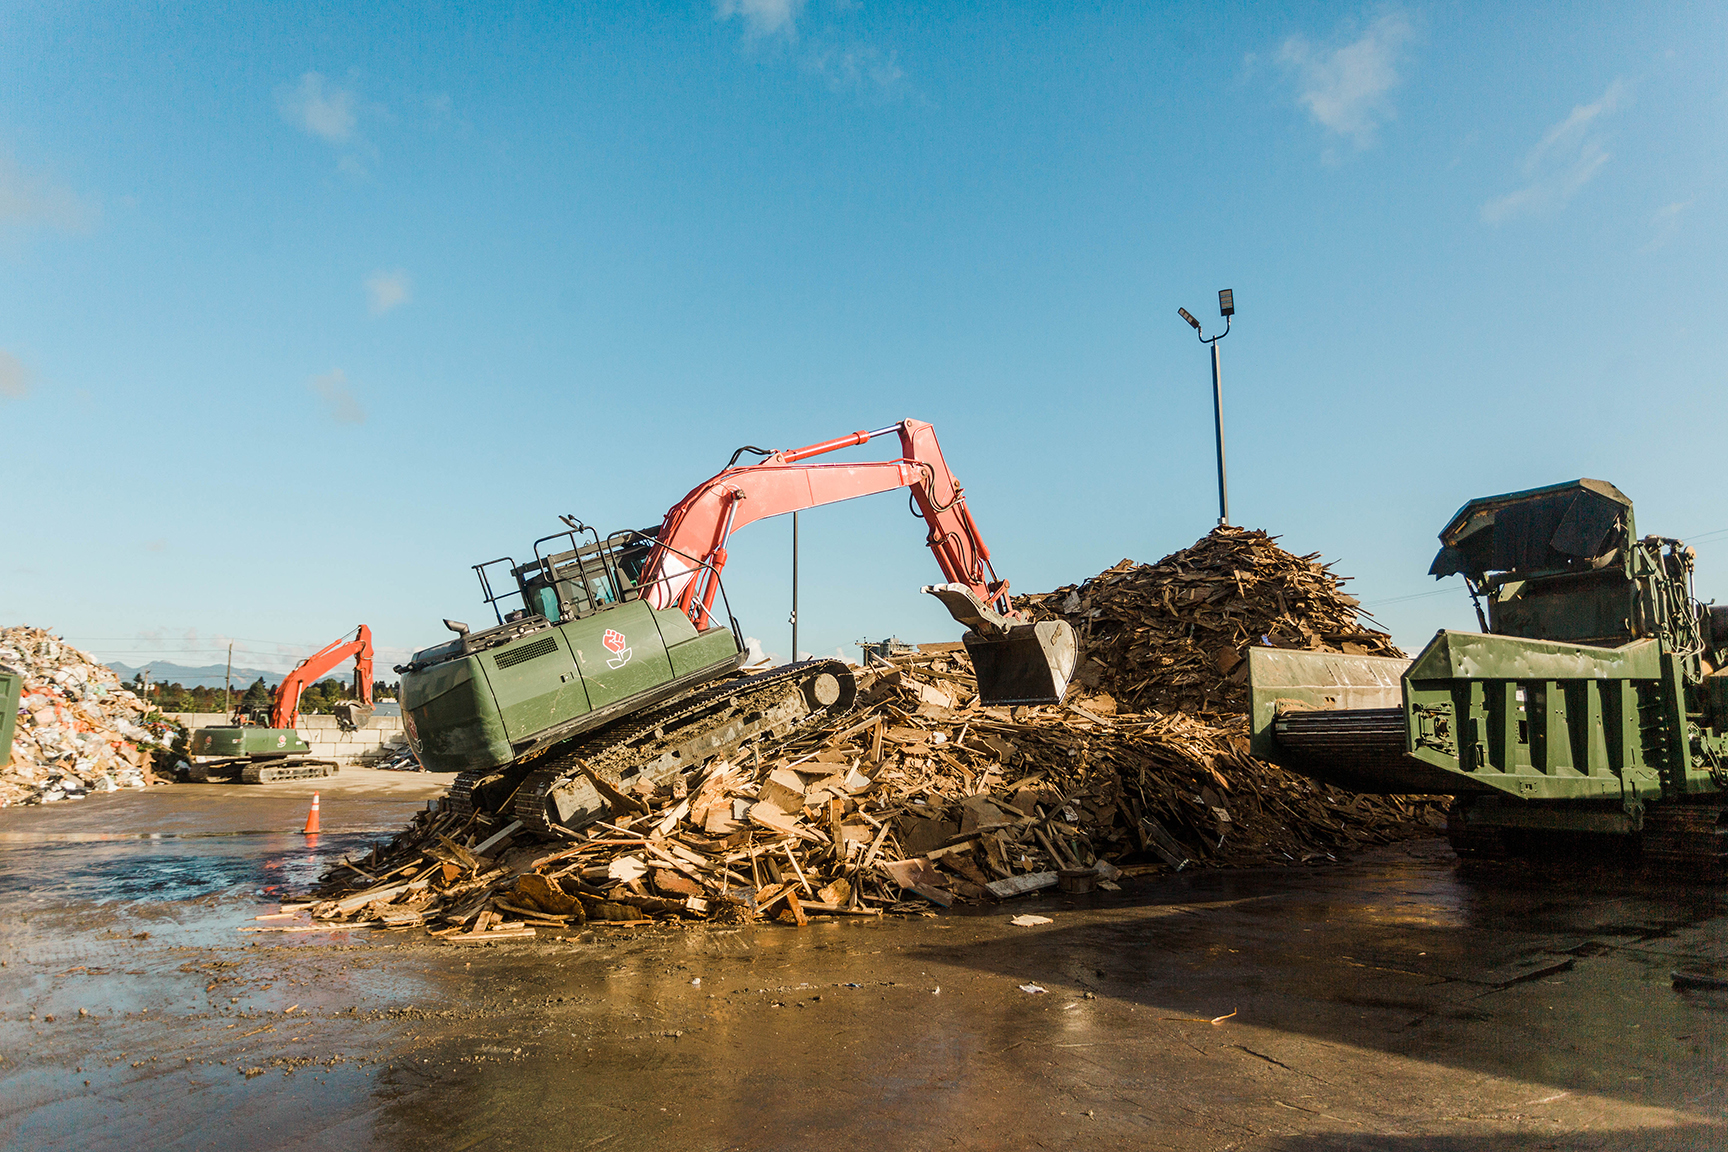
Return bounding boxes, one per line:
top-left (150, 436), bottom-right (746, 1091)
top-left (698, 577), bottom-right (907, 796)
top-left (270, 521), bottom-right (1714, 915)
top-left (303, 645), bottom-right (1438, 943)
top-left (1, 626), bottom-right (179, 807)
top-left (1018, 525), bottom-right (1403, 717)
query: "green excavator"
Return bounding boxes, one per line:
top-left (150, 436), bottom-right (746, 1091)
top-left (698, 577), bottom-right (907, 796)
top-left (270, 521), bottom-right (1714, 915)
top-left (398, 419), bottom-right (1078, 839)
top-left (1249, 479), bottom-right (1727, 873)
top-left (186, 626), bottom-right (374, 783)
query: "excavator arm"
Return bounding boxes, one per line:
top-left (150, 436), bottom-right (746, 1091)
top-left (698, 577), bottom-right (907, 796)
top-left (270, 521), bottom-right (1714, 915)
top-left (640, 419), bottom-right (1076, 705)
top-left (270, 625), bottom-right (375, 729)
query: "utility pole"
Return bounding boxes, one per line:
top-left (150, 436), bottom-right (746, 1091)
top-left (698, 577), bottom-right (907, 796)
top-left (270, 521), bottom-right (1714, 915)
top-left (224, 642), bottom-right (233, 716)
top-left (789, 511), bottom-right (799, 663)
top-left (1178, 288), bottom-right (1237, 526)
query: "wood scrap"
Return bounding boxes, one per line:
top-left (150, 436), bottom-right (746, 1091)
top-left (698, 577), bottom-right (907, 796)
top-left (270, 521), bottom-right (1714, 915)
top-left (304, 526), bottom-right (1444, 940)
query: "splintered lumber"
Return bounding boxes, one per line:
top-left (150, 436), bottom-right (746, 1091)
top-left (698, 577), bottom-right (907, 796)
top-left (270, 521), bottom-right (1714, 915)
top-left (445, 928), bottom-right (537, 944)
top-left (985, 871), bottom-right (1059, 898)
top-left (1018, 525), bottom-right (1403, 718)
top-left (473, 819), bottom-right (523, 857)
top-left (303, 525), bottom-right (1444, 938)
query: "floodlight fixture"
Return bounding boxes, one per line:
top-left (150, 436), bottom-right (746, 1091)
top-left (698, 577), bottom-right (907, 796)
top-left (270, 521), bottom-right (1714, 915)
top-left (1178, 307), bottom-right (1201, 331)
top-left (1218, 289), bottom-right (1234, 318)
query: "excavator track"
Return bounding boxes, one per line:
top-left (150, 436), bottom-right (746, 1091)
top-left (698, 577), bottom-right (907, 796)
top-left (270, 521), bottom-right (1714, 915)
top-left (1444, 799), bottom-right (1507, 860)
top-left (239, 759), bottom-right (339, 784)
top-left (1444, 796), bottom-right (1728, 877)
top-left (447, 765), bottom-right (514, 820)
top-left (1640, 802), bottom-right (1728, 878)
top-left (512, 659), bottom-right (855, 837)
top-left (443, 660), bottom-right (856, 834)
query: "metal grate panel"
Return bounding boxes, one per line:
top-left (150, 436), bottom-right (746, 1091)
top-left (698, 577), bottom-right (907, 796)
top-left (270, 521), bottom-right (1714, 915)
top-left (494, 636), bottom-right (559, 669)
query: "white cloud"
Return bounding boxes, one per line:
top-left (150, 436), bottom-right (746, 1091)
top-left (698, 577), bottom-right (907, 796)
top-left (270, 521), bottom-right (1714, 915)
top-left (1641, 199), bottom-right (1693, 251)
top-left (717, 0), bottom-right (805, 38)
top-left (718, 2), bottom-right (905, 98)
top-left (1279, 11), bottom-right (1415, 150)
top-left (0, 349), bottom-right (31, 400)
top-left (804, 43), bottom-right (903, 94)
top-left (1482, 80), bottom-right (1627, 224)
top-left (365, 270), bottom-right (412, 315)
top-left (277, 72), bottom-right (358, 143)
top-left (0, 154), bottom-right (98, 231)
top-left (309, 368), bottom-right (366, 425)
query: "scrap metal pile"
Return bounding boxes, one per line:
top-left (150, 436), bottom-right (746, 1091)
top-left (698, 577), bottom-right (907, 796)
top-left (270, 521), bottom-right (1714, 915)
top-left (306, 528), bottom-right (1439, 940)
top-left (371, 742), bottom-right (425, 772)
top-left (1019, 525), bottom-right (1404, 716)
top-left (1, 626), bottom-right (179, 807)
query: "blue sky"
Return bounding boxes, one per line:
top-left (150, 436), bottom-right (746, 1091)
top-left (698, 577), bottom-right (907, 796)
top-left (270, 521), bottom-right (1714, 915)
top-left (4, 2), bottom-right (1725, 676)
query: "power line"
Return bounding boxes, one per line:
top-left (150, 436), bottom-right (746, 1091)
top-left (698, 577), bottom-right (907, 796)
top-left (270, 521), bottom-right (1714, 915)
top-left (83, 648), bottom-right (302, 655)
top-left (61, 636), bottom-right (325, 648)
top-left (1365, 587), bottom-right (1461, 607)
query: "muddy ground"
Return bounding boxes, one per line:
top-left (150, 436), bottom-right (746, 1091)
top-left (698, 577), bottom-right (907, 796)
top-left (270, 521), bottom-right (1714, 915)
top-left (0, 770), bottom-right (1723, 1151)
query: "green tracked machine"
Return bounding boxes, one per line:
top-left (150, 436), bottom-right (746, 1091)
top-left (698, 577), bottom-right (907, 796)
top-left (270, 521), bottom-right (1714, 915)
top-left (1249, 479), bottom-right (1728, 872)
top-left (398, 419), bottom-right (1078, 840)
top-left (0, 668), bottom-right (20, 770)
top-left (185, 626), bottom-right (374, 783)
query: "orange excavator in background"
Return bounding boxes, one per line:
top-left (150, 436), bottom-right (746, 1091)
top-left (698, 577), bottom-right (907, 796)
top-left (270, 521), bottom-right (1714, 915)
top-left (187, 626), bottom-right (375, 783)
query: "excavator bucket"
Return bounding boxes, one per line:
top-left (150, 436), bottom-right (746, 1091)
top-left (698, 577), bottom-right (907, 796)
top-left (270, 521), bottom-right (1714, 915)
top-left (924, 584), bottom-right (1078, 706)
top-left (963, 620), bottom-right (1078, 706)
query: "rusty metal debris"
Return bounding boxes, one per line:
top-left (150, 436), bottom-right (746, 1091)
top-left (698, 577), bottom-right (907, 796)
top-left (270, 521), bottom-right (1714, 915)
top-left (304, 529), bottom-right (1440, 939)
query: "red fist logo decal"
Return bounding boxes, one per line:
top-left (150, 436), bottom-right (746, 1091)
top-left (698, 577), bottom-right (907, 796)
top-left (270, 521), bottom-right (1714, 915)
top-left (603, 629), bottom-right (626, 653)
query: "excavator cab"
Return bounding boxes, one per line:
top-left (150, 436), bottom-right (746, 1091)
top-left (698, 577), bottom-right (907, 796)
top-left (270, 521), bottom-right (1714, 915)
top-left (399, 520), bottom-right (745, 773)
top-left (504, 526), bottom-right (659, 624)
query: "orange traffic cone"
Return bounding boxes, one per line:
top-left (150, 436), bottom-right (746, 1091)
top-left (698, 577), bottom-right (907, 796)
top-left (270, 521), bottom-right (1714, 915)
top-left (302, 791), bottom-right (321, 835)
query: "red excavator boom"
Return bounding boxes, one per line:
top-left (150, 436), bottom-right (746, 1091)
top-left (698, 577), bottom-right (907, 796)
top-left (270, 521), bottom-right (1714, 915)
top-left (640, 419), bottom-right (1076, 705)
top-left (270, 625), bottom-right (375, 730)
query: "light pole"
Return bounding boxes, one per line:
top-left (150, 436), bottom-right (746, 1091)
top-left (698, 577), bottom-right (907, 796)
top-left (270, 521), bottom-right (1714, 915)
top-left (789, 511), bottom-right (799, 663)
top-left (1178, 288), bottom-right (1236, 526)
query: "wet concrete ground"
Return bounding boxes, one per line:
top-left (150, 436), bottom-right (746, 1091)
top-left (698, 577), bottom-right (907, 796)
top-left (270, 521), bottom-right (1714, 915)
top-left (1, 773), bottom-right (1723, 1151)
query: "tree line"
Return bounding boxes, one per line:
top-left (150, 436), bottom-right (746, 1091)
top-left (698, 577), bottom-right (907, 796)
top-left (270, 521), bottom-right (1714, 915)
top-left (131, 675), bottom-right (398, 716)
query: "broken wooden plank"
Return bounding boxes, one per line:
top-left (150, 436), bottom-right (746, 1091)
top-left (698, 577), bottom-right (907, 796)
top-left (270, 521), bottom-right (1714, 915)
top-left (984, 871), bottom-right (1060, 898)
top-left (473, 819), bottom-right (524, 858)
top-left (444, 928), bottom-right (537, 944)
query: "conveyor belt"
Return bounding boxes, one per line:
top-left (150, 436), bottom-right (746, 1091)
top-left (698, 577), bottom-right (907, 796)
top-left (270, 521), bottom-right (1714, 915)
top-left (1274, 707), bottom-right (1406, 765)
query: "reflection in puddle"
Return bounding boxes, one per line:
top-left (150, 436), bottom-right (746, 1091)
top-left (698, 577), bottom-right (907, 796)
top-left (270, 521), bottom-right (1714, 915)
top-left (0, 831), bottom-right (382, 905)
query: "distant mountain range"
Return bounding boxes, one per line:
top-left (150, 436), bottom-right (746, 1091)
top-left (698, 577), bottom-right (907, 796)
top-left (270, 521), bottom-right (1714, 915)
top-left (106, 661), bottom-right (289, 690)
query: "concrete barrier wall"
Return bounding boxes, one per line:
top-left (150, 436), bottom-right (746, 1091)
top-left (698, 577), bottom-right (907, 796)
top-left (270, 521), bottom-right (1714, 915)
top-left (170, 713), bottom-right (408, 765)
